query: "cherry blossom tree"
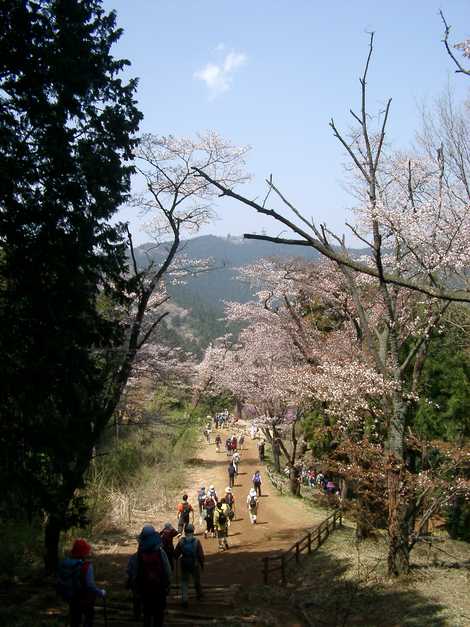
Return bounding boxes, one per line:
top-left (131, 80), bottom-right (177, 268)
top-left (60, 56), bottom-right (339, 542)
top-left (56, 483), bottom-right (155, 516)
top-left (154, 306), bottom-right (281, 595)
top-left (113, 132), bottom-right (249, 410)
top-left (193, 35), bottom-right (470, 574)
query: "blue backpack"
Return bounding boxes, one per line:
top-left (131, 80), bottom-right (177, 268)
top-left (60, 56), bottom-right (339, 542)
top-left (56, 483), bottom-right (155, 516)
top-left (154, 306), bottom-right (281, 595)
top-left (180, 537), bottom-right (197, 571)
top-left (56, 558), bottom-right (87, 601)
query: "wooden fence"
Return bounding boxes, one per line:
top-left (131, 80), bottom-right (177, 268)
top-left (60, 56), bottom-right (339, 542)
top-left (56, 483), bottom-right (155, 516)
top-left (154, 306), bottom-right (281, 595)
top-left (261, 508), bottom-right (343, 584)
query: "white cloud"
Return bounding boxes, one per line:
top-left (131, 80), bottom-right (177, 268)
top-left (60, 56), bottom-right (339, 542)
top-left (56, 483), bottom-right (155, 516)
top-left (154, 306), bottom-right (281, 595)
top-left (194, 50), bottom-right (247, 99)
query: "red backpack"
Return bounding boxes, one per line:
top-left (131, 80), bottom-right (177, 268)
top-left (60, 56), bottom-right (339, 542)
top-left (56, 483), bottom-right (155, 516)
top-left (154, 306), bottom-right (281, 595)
top-left (138, 551), bottom-right (166, 594)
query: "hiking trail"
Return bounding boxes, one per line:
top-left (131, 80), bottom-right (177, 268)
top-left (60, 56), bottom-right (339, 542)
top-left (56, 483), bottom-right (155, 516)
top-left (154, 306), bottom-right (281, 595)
top-left (41, 422), bottom-right (326, 625)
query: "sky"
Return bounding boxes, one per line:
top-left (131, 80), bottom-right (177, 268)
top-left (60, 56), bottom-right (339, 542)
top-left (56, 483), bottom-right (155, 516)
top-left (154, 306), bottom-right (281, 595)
top-left (102, 0), bottom-right (470, 245)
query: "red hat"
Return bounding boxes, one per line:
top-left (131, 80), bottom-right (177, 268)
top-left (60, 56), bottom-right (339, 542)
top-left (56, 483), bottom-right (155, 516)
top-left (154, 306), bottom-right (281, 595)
top-left (70, 539), bottom-right (92, 559)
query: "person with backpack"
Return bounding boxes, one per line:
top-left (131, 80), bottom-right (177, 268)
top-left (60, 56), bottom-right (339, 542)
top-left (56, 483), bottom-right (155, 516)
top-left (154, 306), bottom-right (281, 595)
top-left (215, 433), bottom-right (222, 453)
top-left (227, 461), bottom-right (236, 488)
top-left (224, 487), bottom-right (235, 523)
top-left (252, 470), bottom-right (262, 496)
top-left (196, 485), bottom-right (206, 523)
top-left (134, 525), bottom-right (171, 627)
top-left (202, 492), bottom-right (216, 538)
top-left (160, 522), bottom-right (178, 570)
top-left (213, 498), bottom-right (230, 551)
top-left (247, 488), bottom-right (258, 524)
top-left (56, 538), bottom-right (106, 627)
top-left (177, 494), bottom-right (194, 535)
top-left (174, 523), bottom-right (204, 608)
top-left (238, 434), bottom-right (245, 450)
top-left (232, 450), bottom-right (240, 475)
top-left (231, 434), bottom-right (238, 451)
top-left (225, 436), bottom-right (232, 456)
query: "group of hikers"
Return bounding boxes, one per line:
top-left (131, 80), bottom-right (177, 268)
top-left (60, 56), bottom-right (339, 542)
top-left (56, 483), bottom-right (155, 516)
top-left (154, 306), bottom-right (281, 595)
top-left (57, 414), bottom-right (266, 626)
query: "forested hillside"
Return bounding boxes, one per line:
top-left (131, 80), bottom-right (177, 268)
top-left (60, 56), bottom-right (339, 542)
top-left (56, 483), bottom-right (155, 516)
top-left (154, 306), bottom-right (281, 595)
top-left (134, 235), bottom-right (321, 351)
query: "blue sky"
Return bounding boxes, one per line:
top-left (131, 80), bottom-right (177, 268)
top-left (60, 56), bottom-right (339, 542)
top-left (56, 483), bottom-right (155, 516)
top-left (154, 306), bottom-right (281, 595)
top-left (102, 0), bottom-right (469, 244)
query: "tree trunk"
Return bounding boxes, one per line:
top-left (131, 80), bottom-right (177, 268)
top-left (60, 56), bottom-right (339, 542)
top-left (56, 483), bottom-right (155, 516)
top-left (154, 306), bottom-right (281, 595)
top-left (272, 438), bottom-right (281, 473)
top-left (235, 398), bottom-right (243, 420)
top-left (386, 392), bottom-right (410, 576)
top-left (44, 514), bottom-right (62, 573)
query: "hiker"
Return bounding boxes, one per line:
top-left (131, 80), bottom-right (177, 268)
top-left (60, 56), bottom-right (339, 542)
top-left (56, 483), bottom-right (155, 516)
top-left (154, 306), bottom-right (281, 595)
top-left (135, 525), bottom-right (171, 627)
top-left (174, 523), bottom-right (204, 608)
top-left (252, 470), bottom-right (262, 496)
top-left (160, 522), bottom-right (178, 570)
top-left (250, 423), bottom-right (257, 439)
top-left (225, 436), bottom-right (232, 456)
top-left (177, 494), bottom-right (194, 534)
top-left (238, 434), bottom-right (245, 450)
top-left (126, 551), bottom-right (141, 621)
top-left (215, 433), bottom-right (222, 453)
top-left (213, 498), bottom-right (230, 551)
top-left (258, 439), bottom-right (265, 462)
top-left (247, 488), bottom-right (258, 524)
top-left (57, 538), bottom-right (106, 627)
top-left (232, 450), bottom-right (240, 475)
top-left (231, 434), bottom-right (238, 451)
top-left (203, 492), bottom-right (216, 538)
top-left (197, 485), bottom-right (206, 523)
top-left (203, 427), bottom-right (210, 443)
top-left (224, 487), bottom-right (236, 523)
top-left (208, 484), bottom-right (218, 502)
top-left (228, 461), bottom-right (236, 488)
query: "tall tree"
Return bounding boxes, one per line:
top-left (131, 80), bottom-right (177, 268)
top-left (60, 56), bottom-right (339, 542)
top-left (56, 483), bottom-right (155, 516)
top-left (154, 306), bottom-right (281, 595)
top-left (0, 0), bottom-right (141, 570)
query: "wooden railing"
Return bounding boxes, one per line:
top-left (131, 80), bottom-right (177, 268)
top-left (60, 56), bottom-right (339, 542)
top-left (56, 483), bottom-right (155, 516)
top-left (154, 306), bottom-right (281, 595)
top-left (261, 508), bottom-right (343, 584)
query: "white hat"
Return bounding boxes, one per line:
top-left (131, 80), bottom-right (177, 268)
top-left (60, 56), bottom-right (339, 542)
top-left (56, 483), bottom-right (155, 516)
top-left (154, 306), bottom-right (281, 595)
top-left (225, 487), bottom-right (232, 493)
top-left (249, 488), bottom-right (257, 496)
top-left (209, 485), bottom-right (215, 490)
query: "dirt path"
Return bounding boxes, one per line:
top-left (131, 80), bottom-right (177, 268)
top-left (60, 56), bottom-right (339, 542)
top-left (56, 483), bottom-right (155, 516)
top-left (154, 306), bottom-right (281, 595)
top-left (183, 423), bottom-right (325, 587)
top-left (18, 422), bottom-right (326, 625)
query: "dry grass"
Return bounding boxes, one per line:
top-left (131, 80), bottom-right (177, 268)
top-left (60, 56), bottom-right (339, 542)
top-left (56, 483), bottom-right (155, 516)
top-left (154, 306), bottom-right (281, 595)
top-left (244, 518), bottom-right (470, 627)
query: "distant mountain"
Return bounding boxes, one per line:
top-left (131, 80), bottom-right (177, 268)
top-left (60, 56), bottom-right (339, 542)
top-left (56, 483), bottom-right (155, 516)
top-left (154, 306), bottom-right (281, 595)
top-left (134, 234), bottom-right (321, 353)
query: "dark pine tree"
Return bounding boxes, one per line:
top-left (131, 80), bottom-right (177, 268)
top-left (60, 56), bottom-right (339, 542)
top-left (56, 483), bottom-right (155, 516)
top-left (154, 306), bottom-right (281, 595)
top-left (0, 0), bottom-right (142, 570)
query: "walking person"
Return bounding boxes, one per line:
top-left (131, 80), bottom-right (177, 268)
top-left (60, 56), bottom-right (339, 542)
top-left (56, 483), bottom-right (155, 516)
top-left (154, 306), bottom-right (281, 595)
top-left (238, 434), bottom-right (245, 450)
top-left (203, 427), bottom-right (210, 444)
top-left (134, 525), bottom-right (172, 627)
top-left (252, 470), bottom-right (262, 496)
top-left (225, 436), bottom-right (232, 456)
top-left (174, 524), bottom-right (204, 608)
top-left (246, 489), bottom-right (259, 524)
top-left (213, 498), bottom-right (230, 551)
top-left (215, 433), bottom-right (222, 453)
top-left (224, 487), bottom-right (235, 524)
top-left (160, 523), bottom-right (178, 571)
top-left (203, 492), bottom-right (216, 538)
top-left (197, 485), bottom-right (206, 524)
top-left (177, 494), bottom-right (194, 535)
top-left (56, 538), bottom-right (106, 627)
top-left (232, 450), bottom-right (240, 475)
top-left (228, 461), bottom-right (236, 488)
top-left (231, 434), bottom-right (238, 451)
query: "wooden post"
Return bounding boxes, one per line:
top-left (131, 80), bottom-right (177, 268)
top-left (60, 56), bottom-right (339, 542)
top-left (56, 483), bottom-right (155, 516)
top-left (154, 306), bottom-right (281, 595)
top-left (295, 542), bottom-right (300, 563)
top-left (281, 555), bottom-right (286, 585)
top-left (307, 532), bottom-right (312, 554)
top-left (263, 557), bottom-right (269, 584)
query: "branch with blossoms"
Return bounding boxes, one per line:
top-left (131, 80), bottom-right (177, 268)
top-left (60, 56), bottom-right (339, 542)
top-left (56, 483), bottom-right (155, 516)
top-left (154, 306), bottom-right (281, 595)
top-left (440, 11), bottom-right (470, 77)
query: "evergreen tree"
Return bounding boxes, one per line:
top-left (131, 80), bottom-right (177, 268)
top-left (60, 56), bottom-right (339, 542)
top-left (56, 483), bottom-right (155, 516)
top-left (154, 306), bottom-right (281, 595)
top-left (0, 0), bottom-right (142, 569)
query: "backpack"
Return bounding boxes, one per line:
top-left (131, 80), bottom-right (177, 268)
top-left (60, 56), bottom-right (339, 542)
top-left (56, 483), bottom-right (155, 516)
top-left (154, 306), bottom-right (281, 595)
top-left (226, 493), bottom-right (234, 507)
top-left (228, 464), bottom-right (236, 476)
top-left (180, 537), bottom-right (197, 571)
top-left (180, 502), bottom-right (190, 523)
top-left (197, 489), bottom-right (206, 505)
top-left (217, 507), bottom-right (227, 526)
top-left (253, 472), bottom-right (261, 485)
top-left (56, 558), bottom-right (88, 601)
top-left (137, 550), bottom-right (166, 594)
top-left (249, 495), bottom-right (257, 510)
